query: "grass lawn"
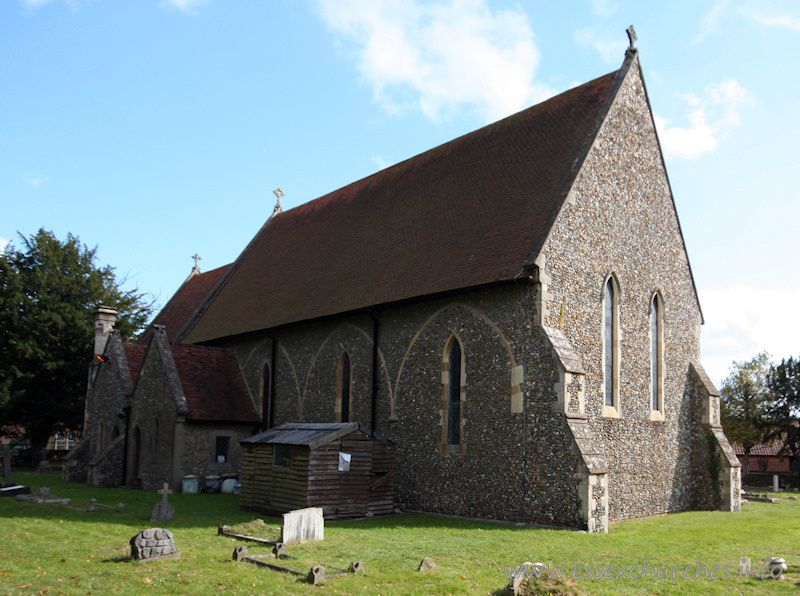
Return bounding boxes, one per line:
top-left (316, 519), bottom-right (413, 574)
top-left (1, 471), bottom-right (798, 595)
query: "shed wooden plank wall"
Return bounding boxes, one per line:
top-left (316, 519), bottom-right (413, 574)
top-left (240, 443), bottom-right (309, 515)
top-left (305, 430), bottom-right (395, 520)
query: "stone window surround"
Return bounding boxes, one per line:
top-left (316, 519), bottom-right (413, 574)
top-left (208, 430), bottom-right (234, 469)
top-left (439, 334), bottom-right (466, 456)
top-left (602, 274), bottom-right (621, 418)
top-left (649, 291), bottom-right (665, 421)
top-left (335, 351), bottom-right (353, 423)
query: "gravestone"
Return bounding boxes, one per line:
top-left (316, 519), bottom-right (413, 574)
top-left (0, 444), bottom-right (31, 497)
top-left (37, 449), bottom-right (52, 474)
top-left (150, 482), bottom-right (175, 522)
top-left (281, 507), bottom-right (324, 545)
top-left (130, 528), bottom-right (178, 560)
top-left (2, 444), bottom-right (12, 485)
top-left (419, 557), bottom-right (436, 571)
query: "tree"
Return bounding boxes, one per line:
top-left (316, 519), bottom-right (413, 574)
top-left (719, 351), bottom-right (773, 476)
top-left (765, 356), bottom-right (800, 462)
top-left (0, 229), bottom-right (154, 460)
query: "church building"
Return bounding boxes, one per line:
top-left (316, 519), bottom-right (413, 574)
top-left (65, 45), bottom-right (740, 533)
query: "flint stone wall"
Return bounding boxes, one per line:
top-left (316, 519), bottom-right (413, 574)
top-left (222, 283), bottom-right (586, 528)
top-left (539, 60), bottom-right (731, 521)
top-left (126, 343), bottom-right (178, 490)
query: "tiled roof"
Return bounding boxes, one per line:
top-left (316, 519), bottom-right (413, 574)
top-left (168, 343), bottom-right (257, 423)
top-left (183, 69), bottom-right (620, 343)
top-left (147, 265), bottom-right (230, 342)
top-left (123, 343), bottom-right (147, 385)
top-left (732, 442), bottom-right (792, 457)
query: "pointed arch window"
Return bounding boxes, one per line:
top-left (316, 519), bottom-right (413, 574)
top-left (650, 293), bottom-right (665, 420)
top-left (441, 336), bottom-right (465, 455)
top-left (336, 352), bottom-right (352, 423)
top-left (602, 276), bottom-right (620, 417)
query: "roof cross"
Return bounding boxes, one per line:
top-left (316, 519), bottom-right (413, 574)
top-left (191, 253), bottom-right (202, 274)
top-left (272, 188), bottom-right (284, 215)
top-left (626, 25), bottom-right (637, 49)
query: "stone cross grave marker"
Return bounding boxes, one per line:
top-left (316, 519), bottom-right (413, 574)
top-left (150, 482), bottom-right (175, 522)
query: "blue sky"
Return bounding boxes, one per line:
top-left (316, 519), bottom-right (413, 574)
top-left (2, 0), bottom-right (798, 385)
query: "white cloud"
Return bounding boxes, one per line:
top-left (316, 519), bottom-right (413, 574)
top-left (372, 156), bottom-right (391, 170)
top-left (159, 0), bottom-right (210, 14)
top-left (314, 0), bottom-right (551, 123)
top-left (19, 0), bottom-right (79, 9)
top-left (700, 285), bottom-right (800, 386)
top-left (753, 14), bottom-right (800, 29)
top-left (25, 174), bottom-right (50, 189)
top-left (574, 27), bottom-right (625, 64)
top-left (0, 237), bottom-right (9, 254)
top-left (687, 1), bottom-right (728, 45)
top-left (591, 0), bottom-right (616, 18)
top-left (654, 79), bottom-right (752, 160)
top-left (742, 4), bottom-right (800, 31)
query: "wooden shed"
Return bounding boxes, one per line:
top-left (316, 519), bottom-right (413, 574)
top-left (239, 422), bottom-right (395, 520)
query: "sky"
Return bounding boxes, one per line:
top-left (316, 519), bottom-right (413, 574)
top-left (1, 0), bottom-right (798, 387)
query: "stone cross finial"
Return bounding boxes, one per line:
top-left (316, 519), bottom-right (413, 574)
top-left (272, 188), bottom-right (284, 215)
top-left (158, 482), bottom-right (173, 501)
top-left (191, 253), bottom-right (202, 274)
top-left (626, 25), bottom-right (637, 49)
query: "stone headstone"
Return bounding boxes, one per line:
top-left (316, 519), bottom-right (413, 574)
top-left (773, 475), bottom-right (780, 492)
top-left (130, 528), bottom-right (178, 560)
top-left (273, 542), bottom-right (288, 558)
top-left (150, 482), bottom-right (175, 522)
top-left (307, 565), bottom-right (328, 585)
top-left (2, 443), bottom-right (12, 486)
top-left (281, 507), bottom-right (324, 545)
top-left (37, 460), bottom-right (52, 474)
top-left (350, 561), bottom-right (365, 574)
top-left (38, 486), bottom-right (50, 497)
top-left (767, 557), bottom-right (788, 579)
top-left (232, 545), bottom-right (249, 561)
top-left (221, 478), bottom-right (237, 493)
top-left (419, 557), bottom-right (436, 571)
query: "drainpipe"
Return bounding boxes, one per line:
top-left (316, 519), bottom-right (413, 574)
top-left (370, 312), bottom-right (380, 434)
top-left (120, 406), bottom-right (131, 484)
top-left (269, 337), bottom-right (277, 428)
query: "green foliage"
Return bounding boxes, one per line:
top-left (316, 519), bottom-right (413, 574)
top-left (0, 229), bottom-right (154, 453)
top-left (719, 351), bottom-right (774, 475)
top-left (765, 355), bottom-right (800, 459)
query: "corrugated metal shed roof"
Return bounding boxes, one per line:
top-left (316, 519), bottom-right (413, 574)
top-left (242, 422), bottom-right (360, 450)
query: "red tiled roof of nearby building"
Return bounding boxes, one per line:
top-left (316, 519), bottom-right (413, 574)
top-left (169, 343), bottom-right (257, 423)
top-left (123, 343), bottom-right (148, 385)
top-left (183, 69), bottom-right (621, 343)
top-left (732, 441), bottom-right (792, 457)
top-left (148, 265), bottom-right (231, 342)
